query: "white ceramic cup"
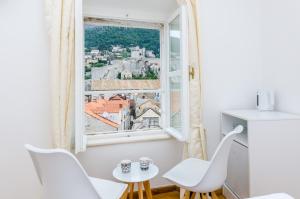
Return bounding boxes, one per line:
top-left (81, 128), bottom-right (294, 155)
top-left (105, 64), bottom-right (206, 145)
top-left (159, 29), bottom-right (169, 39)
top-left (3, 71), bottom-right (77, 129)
top-left (120, 159), bottom-right (132, 173)
top-left (139, 157), bottom-right (153, 170)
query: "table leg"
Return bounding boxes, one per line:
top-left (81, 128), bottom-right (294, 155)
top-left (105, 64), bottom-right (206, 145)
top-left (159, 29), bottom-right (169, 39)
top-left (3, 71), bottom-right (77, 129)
top-left (143, 181), bottom-right (152, 199)
top-left (138, 182), bottom-right (144, 199)
top-left (128, 183), bottom-right (134, 199)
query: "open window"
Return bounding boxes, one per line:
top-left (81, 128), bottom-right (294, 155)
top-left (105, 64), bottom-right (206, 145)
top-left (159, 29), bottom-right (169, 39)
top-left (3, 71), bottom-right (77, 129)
top-left (75, 1), bottom-right (189, 151)
top-left (165, 6), bottom-right (189, 142)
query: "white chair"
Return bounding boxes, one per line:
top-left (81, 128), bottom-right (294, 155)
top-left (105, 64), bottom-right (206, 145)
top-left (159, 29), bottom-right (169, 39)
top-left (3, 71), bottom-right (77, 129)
top-left (25, 145), bottom-right (128, 199)
top-left (163, 125), bottom-right (244, 199)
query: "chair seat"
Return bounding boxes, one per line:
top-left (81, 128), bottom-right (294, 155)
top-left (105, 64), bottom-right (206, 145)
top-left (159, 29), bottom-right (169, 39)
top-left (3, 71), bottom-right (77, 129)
top-left (248, 193), bottom-right (294, 199)
top-left (163, 158), bottom-right (210, 188)
top-left (89, 177), bottom-right (128, 199)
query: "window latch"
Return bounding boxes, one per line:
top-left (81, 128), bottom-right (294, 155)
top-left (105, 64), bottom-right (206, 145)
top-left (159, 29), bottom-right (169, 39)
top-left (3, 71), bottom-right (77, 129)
top-left (189, 65), bottom-right (195, 80)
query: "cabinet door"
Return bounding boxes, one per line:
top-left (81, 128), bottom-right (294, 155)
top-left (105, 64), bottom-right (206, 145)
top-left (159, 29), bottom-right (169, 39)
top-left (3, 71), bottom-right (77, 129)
top-left (226, 141), bottom-right (249, 198)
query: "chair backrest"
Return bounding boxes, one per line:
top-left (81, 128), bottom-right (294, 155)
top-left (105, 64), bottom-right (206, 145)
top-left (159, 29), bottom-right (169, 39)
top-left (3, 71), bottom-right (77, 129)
top-left (196, 125), bottom-right (244, 192)
top-left (25, 145), bottom-right (101, 199)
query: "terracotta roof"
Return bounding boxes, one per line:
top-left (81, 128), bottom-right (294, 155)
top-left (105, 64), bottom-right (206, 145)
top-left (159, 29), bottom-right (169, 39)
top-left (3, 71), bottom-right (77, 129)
top-left (85, 98), bottom-right (130, 114)
top-left (85, 97), bottom-right (130, 127)
top-left (91, 80), bottom-right (160, 91)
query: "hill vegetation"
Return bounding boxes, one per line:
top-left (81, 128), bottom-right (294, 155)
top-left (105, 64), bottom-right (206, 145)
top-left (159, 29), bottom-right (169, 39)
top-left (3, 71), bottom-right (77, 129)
top-left (84, 25), bottom-right (160, 57)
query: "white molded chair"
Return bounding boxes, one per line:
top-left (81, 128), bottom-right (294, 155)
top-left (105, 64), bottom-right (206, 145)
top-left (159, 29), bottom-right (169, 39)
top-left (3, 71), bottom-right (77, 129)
top-left (163, 125), bottom-right (244, 198)
top-left (25, 145), bottom-right (128, 199)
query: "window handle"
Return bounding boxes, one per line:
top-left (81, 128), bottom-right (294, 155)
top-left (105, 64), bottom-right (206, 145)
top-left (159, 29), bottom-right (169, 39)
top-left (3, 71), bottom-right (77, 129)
top-left (189, 65), bottom-right (195, 80)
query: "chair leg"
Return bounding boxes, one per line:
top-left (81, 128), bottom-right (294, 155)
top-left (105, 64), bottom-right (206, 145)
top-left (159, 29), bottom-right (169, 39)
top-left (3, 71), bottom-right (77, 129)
top-left (138, 182), bottom-right (144, 199)
top-left (191, 192), bottom-right (196, 199)
top-left (201, 193), bottom-right (208, 199)
top-left (211, 191), bottom-right (219, 199)
top-left (185, 190), bottom-right (190, 199)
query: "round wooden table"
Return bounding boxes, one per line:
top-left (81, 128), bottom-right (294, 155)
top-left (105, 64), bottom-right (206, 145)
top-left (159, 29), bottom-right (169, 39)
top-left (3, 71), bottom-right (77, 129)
top-left (113, 162), bottom-right (159, 199)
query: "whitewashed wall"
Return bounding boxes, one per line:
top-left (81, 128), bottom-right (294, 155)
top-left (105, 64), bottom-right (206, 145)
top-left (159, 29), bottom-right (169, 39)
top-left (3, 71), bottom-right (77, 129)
top-left (261, 0), bottom-right (300, 115)
top-left (199, 0), bottom-right (262, 157)
top-left (0, 0), bottom-right (51, 198)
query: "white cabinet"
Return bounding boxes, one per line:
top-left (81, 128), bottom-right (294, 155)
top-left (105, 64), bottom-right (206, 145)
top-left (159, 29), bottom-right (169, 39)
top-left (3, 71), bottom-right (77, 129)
top-left (221, 109), bottom-right (300, 199)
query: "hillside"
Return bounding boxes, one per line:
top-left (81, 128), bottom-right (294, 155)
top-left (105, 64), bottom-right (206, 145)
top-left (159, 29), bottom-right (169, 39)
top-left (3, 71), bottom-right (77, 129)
top-left (84, 25), bottom-right (160, 57)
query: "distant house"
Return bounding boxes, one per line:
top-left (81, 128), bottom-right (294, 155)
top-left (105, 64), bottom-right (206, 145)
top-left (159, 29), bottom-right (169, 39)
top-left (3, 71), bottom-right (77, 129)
top-left (91, 49), bottom-right (100, 55)
top-left (121, 70), bottom-right (132, 79)
top-left (130, 46), bottom-right (145, 59)
top-left (133, 108), bottom-right (161, 130)
top-left (146, 50), bottom-right (156, 58)
top-left (112, 45), bottom-right (125, 53)
top-left (85, 95), bottom-right (131, 133)
top-left (135, 99), bottom-right (160, 116)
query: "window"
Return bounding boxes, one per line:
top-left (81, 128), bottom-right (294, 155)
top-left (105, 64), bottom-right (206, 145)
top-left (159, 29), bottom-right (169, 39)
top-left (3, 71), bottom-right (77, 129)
top-left (83, 18), bottom-right (163, 136)
top-left (75, 5), bottom-right (189, 150)
top-left (165, 6), bottom-right (189, 141)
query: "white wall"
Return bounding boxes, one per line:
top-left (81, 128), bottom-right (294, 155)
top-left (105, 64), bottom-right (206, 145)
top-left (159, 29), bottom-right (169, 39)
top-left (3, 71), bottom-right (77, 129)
top-left (199, 0), bottom-right (262, 157)
top-left (261, 0), bottom-right (300, 114)
top-left (84, 0), bottom-right (177, 22)
top-left (0, 0), bottom-right (274, 198)
top-left (0, 0), bottom-right (51, 199)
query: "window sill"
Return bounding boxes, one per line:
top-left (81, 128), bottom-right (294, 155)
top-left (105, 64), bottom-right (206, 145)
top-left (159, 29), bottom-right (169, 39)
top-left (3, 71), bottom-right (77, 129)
top-left (86, 130), bottom-right (171, 147)
top-left (165, 128), bottom-right (185, 142)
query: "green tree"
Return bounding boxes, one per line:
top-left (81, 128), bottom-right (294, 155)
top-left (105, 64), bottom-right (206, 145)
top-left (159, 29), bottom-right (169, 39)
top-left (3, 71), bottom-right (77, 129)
top-left (85, 25), bottom-right (160, 57)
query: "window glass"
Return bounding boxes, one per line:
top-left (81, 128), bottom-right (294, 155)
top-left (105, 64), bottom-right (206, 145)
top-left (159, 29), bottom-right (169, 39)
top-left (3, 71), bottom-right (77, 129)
top-left (169, 16), bottom-right (181, 72)
top-left (84, 22), bottom-right (161, 134)
top-left (169, 76), bottom-right (181, 131)
top-left (168, 15), bottom-right (182, 131)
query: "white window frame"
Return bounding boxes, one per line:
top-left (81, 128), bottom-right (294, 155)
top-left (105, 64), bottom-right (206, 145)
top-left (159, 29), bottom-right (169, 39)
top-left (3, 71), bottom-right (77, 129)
top-left (165, 6), bottom-right (189, 142)
top-left (75, 3), bottom-right (171, 150)
top-left (75, 1), bottom-right (189, 151)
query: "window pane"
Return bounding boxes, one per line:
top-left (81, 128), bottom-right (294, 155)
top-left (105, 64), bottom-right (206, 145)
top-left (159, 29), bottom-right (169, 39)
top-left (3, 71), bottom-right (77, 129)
top-left (83, 19), bottom-right (162, 135)
top-left (169, 76), bottom-right (181, 131)
top-left (169, 16), bottom-right (181, 72)
top-left (84, 25), bottom-right (160, 91)
top-left (85, 92), bottom-right (161, 134)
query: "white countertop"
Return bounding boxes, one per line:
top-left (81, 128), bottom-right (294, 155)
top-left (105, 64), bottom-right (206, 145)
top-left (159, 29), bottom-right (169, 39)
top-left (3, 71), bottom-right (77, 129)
top-left (222, 109), bottom-right (300, 121)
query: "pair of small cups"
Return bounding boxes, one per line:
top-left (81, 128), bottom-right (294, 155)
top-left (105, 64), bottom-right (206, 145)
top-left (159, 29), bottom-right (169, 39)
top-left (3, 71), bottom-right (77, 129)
top-left (120, 157), bottom-right (153, 173)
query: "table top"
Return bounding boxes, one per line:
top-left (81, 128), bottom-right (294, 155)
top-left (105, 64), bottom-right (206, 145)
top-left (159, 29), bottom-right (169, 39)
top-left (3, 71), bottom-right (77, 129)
top-left (113, 162), bottom-right (159, 183)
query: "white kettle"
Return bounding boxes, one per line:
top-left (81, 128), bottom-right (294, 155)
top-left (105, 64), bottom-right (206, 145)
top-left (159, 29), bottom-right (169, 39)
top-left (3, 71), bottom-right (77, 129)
top-left (256, 90), bottom-right (275, 111)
